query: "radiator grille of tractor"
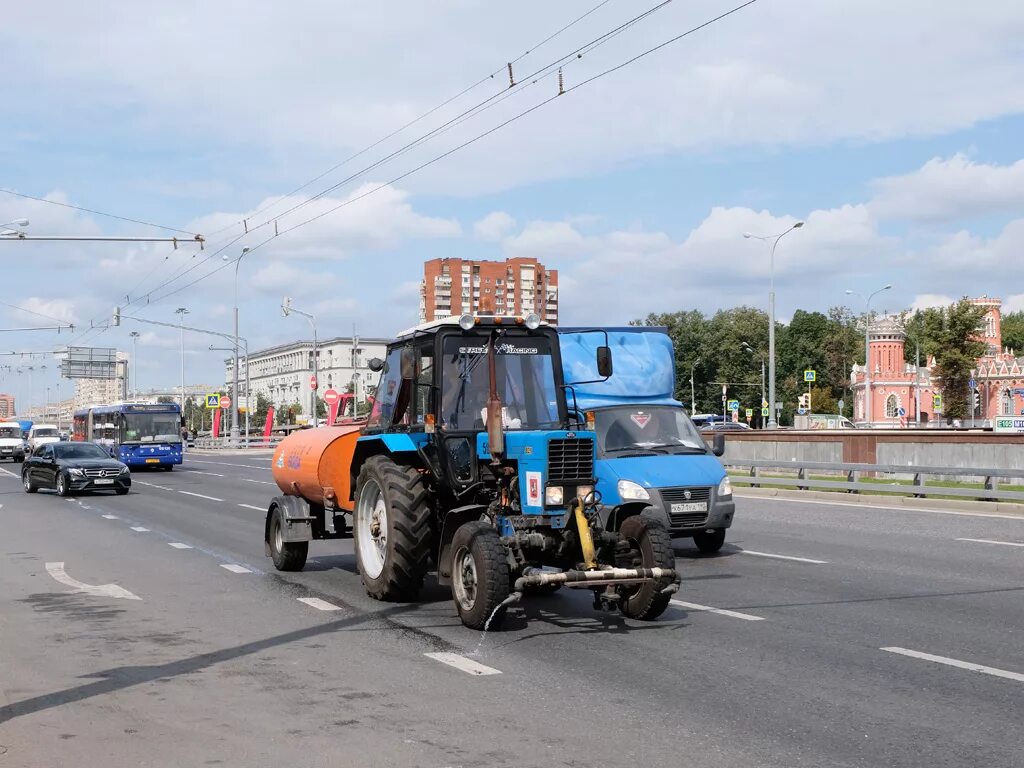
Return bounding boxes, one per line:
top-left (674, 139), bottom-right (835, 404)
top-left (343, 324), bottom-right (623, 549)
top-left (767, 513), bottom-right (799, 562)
top-left (547, 437), bottom-right (594, 482)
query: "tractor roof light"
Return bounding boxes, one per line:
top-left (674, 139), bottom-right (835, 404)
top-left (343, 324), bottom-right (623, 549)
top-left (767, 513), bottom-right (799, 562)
top-left (458, 314), bottom-right (475, 331)
top-left (524, 313), bottom-right (541, 330)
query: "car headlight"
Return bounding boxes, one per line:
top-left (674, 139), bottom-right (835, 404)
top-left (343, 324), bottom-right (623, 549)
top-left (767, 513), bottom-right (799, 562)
top-left (118, 465), bottom-right (130, 475)
top-left (718, 476), bottom-right (733, 497)
top-left (545, 486), bottom-right (563, 506)
top-left (617, 479), bottom-right (650, 501)
top-left (68, 468), bottom-right (84, 477)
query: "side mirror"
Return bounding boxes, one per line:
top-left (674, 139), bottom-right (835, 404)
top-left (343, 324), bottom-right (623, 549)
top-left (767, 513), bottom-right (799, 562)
top-left (712, 432), bottom-right (725, 457)
top-left (367, 357), bottom-right (385, 373)
top-left (400, 347), bottom-right (416, 380)
top-left (596, 345), bottom-right (613, 378)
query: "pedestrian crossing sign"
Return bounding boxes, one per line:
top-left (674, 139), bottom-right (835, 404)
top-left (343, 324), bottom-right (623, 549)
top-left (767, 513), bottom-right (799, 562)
top-left (205, 394), bottom-right (221, 409)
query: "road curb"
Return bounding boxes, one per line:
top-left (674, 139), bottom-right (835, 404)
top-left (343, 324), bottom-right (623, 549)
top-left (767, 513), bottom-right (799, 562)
top-left (734, 487), bottom-right (1024, 518)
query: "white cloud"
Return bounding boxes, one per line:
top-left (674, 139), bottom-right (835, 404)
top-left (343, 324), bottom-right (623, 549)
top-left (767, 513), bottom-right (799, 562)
top-left (1003, 294), bottom-right (1024, 314)
top-left (473, 211), bottom-right (515, 241)
top-left (249, 261), bottom-right (338, 294)
top-left (17, 297), bottom-right (79, 325)
top-left (909, 294), bottom-right (956, 312)
top-left (870, 154), bottom-right (1024, 221)
top-left (502, 220), bottom-right (589, 259)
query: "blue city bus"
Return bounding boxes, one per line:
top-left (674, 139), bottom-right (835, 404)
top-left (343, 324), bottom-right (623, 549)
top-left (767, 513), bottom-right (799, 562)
top-left (73, 403), bottom-right (183, 469)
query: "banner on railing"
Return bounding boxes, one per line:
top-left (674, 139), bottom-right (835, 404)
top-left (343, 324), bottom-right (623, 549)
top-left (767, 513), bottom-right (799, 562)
top-left (263, 407), bottom-right (275, 439)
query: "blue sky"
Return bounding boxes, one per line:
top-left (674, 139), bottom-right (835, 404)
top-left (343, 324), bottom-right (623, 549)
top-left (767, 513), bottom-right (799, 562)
top-left (2, 0), bottom-right (1024, 407)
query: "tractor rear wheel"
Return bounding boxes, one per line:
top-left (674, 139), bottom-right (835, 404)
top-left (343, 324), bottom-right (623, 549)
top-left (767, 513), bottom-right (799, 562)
top-left (617, 515), bottom-right (674, 621)
top-left (450, 521), bottom-right (510, 630)
top-left (354, 456), bottom-right (431, 601)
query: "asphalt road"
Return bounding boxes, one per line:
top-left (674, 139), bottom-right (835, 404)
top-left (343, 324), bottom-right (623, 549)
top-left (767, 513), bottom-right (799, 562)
top-left (2, 453), bottom-right (1023, 767)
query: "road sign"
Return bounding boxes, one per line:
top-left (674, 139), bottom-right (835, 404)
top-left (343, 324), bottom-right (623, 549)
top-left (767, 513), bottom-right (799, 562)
top-left (762, 399), bottom-right (768, 408)
top-left (897, 407), bottom-right (905, 417)
top-left (727, 399), bottom-right (740, 412)
top-left (323, 388), bottom-right (340, 404)
top-left (761, 407), bottom-right (769, 417)
top-left (838, 399), bottom-right (845, 412)
top-left (995, 417), bottom-right (1024, 433)
top-left (310, 375), bottom-right (319, 391)
top-left (797, 407), bottom-right (807, 415)
top-left (804, 369), bottom-right (816, 382)
top-left (745, 408), bottom-right (753, 420)
top-left (220, 395), bottom-right (232, 410)
top-left (205, 394), bottom-right (221, 409)
top-left (932, 393), bottom-right (942, 410)
top-left (968, 378), bottom-right (976, 390)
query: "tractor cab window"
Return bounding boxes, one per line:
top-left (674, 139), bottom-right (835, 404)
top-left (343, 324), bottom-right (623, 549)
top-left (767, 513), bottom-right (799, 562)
top-left (367, 347), bottom-right (412, 429)
top-left (413, 346), bottom-right (434, 425)
top-left (440, 334), bottom-right (560, 431)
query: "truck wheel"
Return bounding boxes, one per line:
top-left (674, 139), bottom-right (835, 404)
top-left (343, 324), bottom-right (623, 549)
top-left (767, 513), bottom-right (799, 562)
top-left (693, 529), bottom-right (726, 554)
top-left (268, 506), bottom-right (308, 571)
top-left (617, 515), bottom-right (674, 621)
top-left (354, 456), bottom-right (431, 601)
top-left (450, 521), bottom-right (510, 631)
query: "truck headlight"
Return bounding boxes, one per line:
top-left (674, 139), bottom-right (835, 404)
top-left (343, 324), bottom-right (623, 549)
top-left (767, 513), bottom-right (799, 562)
top-left (545, 486), bottom-right (563, 506)
top-left (718, 476), bottom-right (733, 497)
top-left (617, 480), bottom-right (650, 501)
top-left (575, 485), bottom-right (594, 502)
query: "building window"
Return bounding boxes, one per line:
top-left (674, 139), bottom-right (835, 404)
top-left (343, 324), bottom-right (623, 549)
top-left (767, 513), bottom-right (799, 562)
top-left (885, 394), bottom-right (899, 418)
top-left (1001, 388), bottom-right (1013, 415)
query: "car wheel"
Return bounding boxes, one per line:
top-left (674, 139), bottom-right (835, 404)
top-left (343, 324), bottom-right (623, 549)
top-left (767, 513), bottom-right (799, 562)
top-left (56, 473), bottom-right (72, 497)
top-left (693, 529), bottom-right (726, 554)
top-left (23, 473), bottom-right (37, 494)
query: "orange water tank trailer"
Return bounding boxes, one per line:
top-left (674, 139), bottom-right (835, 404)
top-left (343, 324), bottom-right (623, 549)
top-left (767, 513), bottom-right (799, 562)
top-left (271, 424), bottom-right (363, 511)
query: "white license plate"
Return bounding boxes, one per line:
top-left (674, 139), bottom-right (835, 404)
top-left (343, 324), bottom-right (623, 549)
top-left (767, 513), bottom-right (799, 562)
top-left (94, 478), bottom-right (115, 485)
top-left (671, 502), bottom-right (707, 514)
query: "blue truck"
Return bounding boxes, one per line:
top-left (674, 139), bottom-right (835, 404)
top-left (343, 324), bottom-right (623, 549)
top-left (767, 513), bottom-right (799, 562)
top-left (560, 327), bottom-right (735, 554)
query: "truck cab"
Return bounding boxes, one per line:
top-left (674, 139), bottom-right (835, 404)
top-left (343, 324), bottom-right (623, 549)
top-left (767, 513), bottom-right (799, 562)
top-left (560, 328), bottom-right (735, 553)
top-left (0, 422), bottom-right (27, 462)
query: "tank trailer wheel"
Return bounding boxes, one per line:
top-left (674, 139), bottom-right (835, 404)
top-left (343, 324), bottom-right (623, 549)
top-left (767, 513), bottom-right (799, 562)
top-left (617, 515), bottom-right (674, 621)
top-left (268, 506), bottom-right (308, 572)
top-left (450, 521), bottom-right (510, 631)
top-left (354, 456), bottom-right (431, 602)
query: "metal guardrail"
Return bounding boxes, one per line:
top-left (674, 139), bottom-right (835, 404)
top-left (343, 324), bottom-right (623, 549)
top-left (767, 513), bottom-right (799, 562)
top-left (193, 436), bottom-right (283, 450)
top-left (725, 459), bottom-right (1024, 502)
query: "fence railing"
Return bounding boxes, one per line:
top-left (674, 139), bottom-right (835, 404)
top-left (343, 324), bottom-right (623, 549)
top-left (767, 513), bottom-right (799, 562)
top-left (725, 459), bottom-right (1024, 502)
top-left (192, 436), bottom-right (283, 450)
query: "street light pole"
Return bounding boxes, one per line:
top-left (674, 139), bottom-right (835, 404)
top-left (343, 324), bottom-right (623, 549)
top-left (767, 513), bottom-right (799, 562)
top-left (744, 221), bottom-right (804, 428)
top-left (175, 307), bottom-right (189, 414)
top-left (281, 298), bottom-right (318, 425)
top-left (210, 338), bottom-right (251, 445)
top-left (845, 285), bottom-right (892, 427)
top-left (743, 343), bottom-right (766, 428)
top-left (129, 331), bottom-right (141, 400)
top-left (689, 358), bottom-right (701, 416)
top-left (222, 247), bottom-right (250, 443)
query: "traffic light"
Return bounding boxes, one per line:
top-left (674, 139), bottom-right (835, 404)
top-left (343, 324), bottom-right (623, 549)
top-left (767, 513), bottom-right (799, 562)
top-left (798, 393), bottom-right (811, 411)
top-left (112, 306), bottom-right (120, 326)
top-left (972, 389), bottom-right (981, 414)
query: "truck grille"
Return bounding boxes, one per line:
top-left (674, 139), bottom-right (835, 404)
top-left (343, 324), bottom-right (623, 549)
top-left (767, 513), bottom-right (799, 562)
top-left (659, 487), bottom-right (711, 529)
top-left (547, 437), bottom-right (594, 482)
top-left (659, 486), bottom-right (711, 504)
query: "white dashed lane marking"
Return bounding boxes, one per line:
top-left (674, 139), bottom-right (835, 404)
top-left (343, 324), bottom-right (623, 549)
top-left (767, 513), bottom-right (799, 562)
top-left (134, 480), bottom-right (173, 491)
top-left (297, 597), bottom-right (342, 611)
top-left (188, 470), bottom-right (225, 477)
top-left (102, 514), bottom-right (119, 520)
top-left (178, 490), bottom-right (223, 502)
top-left (130, 526), bottom-right (149, 532)
top-left (956, 538), bottom-right (1024, 548)
top-left (220, 564), bottom-right (252, 574)
top-left (45, 562), bottom-right (141, 600)
top-left (882, 647), bottom-right (1024, 684)
top-left (670, 600), bottom-right (765, 621)
top-left (0, 467), bottom-right (19, 478)
top-left (238, 503), bottom-right (265, 511)
top-left (424, 652), bottom-right (502, 676)
top-left (738, 550), bottom-right (828, 564)
top-left (168, 542), bottom-right (192, 549)
top-left (242, 478), bottom-right (276, 485)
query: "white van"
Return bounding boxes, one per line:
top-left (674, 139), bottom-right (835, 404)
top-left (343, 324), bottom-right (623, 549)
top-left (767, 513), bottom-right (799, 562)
top-left (27, 423), bottom-right (61, 451)
top-left (0, 422), bottom-right (27, 462)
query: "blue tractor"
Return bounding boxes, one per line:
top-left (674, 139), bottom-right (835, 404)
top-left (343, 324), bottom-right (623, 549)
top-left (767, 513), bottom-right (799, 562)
top-left (273, 314), bottom-right (680, 630)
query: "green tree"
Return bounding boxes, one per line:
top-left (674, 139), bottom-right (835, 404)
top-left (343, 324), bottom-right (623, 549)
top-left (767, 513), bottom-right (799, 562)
top-left (157, 395), bottom-right (175, 404)
top-left (1001, 310), bottom-right (1024, 353)
top-left (252, 392), bottom-right (272, 428)
top-left (916, 299), bottom-right (988, 420)
top-left (808, 385), bottom-right (838, 415)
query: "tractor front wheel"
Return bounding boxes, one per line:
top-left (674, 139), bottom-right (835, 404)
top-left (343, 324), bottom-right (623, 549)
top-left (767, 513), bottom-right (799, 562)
top-left (617, 515), bottom-right (674, 621)
top-left (354, 456), bottom-right (431, 601)
top-left (450, 522), bottom-right (510, 631)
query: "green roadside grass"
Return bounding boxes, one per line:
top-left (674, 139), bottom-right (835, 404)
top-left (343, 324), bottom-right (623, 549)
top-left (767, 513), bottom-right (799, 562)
top-left (728, 470), bottom-right (1024, 504)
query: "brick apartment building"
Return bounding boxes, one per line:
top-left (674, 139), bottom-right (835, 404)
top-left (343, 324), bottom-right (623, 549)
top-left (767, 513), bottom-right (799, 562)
top-left (419, 257), bottom-right (559, 324)
top-left (0, 394), bottom-right (14, 418)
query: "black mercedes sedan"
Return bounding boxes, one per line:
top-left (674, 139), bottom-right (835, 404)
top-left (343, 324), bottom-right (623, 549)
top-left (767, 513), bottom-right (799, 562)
top-left (23, 441), bottom-right (131, 496)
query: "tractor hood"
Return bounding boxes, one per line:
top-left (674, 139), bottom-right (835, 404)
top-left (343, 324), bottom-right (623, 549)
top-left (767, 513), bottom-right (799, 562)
top-left (597, 453), bottom-right (726, 490)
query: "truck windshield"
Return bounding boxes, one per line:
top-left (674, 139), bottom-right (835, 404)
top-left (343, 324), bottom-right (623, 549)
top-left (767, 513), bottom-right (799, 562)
top-left (592, 406), bottom-right (707, 457)
top-left (0, 427), bottom-right (21, 438)
top-left (122, 413), bottom-right (182, 444)
top-left (440, 334), bottom-right (560, 431)
top-left (33, 428), bottom-right (59, 438)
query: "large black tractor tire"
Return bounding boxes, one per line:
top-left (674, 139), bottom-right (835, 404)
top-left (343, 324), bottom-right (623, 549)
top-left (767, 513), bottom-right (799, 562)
top-left (618, 515), bottom-right (674, 621)
top-left (450, 521), bottom-right (510, 631)
top-left (693, 529), bottom-right (726, 554)
top-left (268, 505), bottom-right (308, 572)
top-left (354, 456), bottom-right (432, 601)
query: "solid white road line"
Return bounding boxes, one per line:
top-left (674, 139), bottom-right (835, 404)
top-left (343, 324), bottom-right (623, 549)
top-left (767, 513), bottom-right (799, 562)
top-left (424, 652), bottom-right (502, 676)
top-left (130, 526), bottom-right (149, 532)
top-left (178, 490), bottom-right (223, 502)
top-left (45, 562), bottom-right (141, 600)
top-left (242, 478), bottom-right (276, 485)
top-left (297, 597), bottom-right (342, 611)
top-left (188, 470), bottom-right (225, 477)
top-left (738, 549), bottom-right (828, 564)
top-left (134, 480), bottom-right (173, 491)
top-left (238, 503), bottom-right (265, 511)
top-left (882, 647), bottom-right (1024, 684)
top-left (186, 459), bottom-right (269, 470)
top-left (669, 599), bottom-right (765, 621)
top-left (0, 466), bottom-right (19, 478)
top-left (101, 514), bottom-right (119, 520)
top-left (956, 537), bottom-right (1024, 548)
top-left (737, 492), bottom-right (1024, 521)
top-left (168, 542), bottom-right (193, 549)
top-left (220, 564), bottom-right (252, 574)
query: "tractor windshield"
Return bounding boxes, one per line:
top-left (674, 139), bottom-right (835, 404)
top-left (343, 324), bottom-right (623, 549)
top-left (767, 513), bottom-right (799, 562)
top-left (440, 334), bottom-right (560, 431)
